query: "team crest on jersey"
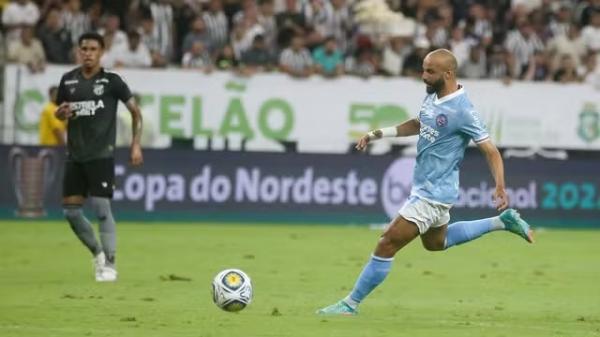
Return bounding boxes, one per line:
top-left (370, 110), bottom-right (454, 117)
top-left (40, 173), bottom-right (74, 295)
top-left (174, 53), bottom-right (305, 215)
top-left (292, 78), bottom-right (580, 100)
top-left (93, 84), bottom-right (104, 96)
top-left (436, 114), bottom-right (448, 127)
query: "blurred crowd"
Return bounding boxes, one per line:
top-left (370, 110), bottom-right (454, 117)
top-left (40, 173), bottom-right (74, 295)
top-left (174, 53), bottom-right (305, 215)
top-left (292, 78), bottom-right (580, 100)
top-left (0, 0), bottom-right (599, 84)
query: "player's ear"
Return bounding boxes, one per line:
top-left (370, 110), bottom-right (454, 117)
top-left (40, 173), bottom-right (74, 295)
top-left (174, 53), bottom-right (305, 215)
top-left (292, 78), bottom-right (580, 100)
top-left (444, 70), bottom-right (452, 80)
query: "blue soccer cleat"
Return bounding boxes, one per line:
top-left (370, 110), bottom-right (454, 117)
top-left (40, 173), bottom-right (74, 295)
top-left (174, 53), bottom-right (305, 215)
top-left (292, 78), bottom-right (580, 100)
top-left (500, 208), bottom-right (534, 243)
top-left (316, 301), bottom-right (358, 316)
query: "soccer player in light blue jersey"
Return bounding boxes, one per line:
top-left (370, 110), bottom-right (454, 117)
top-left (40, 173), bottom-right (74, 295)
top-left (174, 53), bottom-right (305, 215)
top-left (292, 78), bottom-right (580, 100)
top-left (317, 49), bottom-right (534, 316)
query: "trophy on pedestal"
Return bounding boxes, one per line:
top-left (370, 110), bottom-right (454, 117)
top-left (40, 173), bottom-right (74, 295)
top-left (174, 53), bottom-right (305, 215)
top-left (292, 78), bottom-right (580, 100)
top-left (9, 147), bottom-right (58, 218)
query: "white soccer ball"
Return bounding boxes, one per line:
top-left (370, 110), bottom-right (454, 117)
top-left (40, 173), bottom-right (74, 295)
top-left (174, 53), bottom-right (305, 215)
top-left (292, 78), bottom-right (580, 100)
top-left (212, 268), bottom-right (253, 312)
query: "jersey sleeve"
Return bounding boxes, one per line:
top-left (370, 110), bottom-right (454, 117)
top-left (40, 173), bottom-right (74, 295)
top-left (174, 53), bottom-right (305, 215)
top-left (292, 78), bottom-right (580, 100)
top-left (112, 73), bottom-right (133, 103)
top-left (460, 108), bottom-right (489, 143)
top-left (56, 75), bottom-right (67, 105)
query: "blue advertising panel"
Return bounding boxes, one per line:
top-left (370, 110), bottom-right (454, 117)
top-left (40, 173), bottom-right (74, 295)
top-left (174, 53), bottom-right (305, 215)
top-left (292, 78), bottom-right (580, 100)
top-left (1, 146), bottom-right (598, 227)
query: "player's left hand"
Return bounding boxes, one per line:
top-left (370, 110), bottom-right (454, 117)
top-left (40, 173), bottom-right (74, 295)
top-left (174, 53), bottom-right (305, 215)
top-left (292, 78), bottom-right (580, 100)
top-left (493, 187), bottom-right (509, 211)
top-left (130, 144), bottom-right (143, 166)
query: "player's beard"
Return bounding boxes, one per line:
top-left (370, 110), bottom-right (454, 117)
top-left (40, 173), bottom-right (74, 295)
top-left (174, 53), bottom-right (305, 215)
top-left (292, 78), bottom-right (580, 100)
top-left (425, 77), bottom-right (444, 94)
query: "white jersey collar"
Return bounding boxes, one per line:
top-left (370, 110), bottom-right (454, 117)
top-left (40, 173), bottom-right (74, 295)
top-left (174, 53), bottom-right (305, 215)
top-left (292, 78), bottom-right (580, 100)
top-left (433, 85), bottom-right (464, 105)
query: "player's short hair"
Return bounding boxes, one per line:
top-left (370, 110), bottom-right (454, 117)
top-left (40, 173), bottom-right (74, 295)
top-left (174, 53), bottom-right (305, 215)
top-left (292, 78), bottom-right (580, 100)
top-left (78, 32), bottom-right (105, 49)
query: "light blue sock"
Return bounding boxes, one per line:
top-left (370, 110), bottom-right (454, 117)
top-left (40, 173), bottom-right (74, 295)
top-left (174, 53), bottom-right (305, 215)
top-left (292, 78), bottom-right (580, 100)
top-left (444, 216), bottom-right (504, 249)
top-left (343, 255), bottom-right (393, 308)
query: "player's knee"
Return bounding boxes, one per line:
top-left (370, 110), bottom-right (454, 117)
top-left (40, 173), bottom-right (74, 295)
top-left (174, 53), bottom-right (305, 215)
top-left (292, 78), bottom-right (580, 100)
top-left (91, 197), bottom-right (112, 220)
top-left (63, 206), bottom-right (83, 221)
top-left (378, 232), bottom-right (404, 253)
top-left (422, 240), bottom-right (446, 251)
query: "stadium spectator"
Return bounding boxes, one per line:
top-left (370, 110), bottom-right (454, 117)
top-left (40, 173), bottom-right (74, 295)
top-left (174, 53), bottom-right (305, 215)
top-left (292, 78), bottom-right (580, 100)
top-left (2, 0), bottom-right (40, 44)
top-left (279, 33), bottom-right (313, 78)
top-left (240, 34), bottom-right (276, 74)
top-left (578, 0), bottom-right (600, 27)
top-left (60, 0), bottom-right (90, 45)
top-left (302, 0), bottom-right (328, 43)
top-left (38, 7), bottom-right (72, 64)
top-left (381, 35), bottom-right (410, 76)
top-left (553, 54), bottom-right (582, 83)
top-left (257, 0), bottom-right (277, 51)
top-left (548, 3), bottom-right (574, 38)
top-left (425, 10), bottom-right (449, 49)
top-left (230, 5), bottom-right (265, 59)
top-left (103, 30), bottom-right (152, 68)
top-left (7, 25), bottom-right (45, 72)
top-left (98, 13), bottom-right (127, 51)
top-left (4, 0), bottom-right (599, 88)
top-left (523, 50), bottom-right (552, 81)
top-left (449, 26), bottom-right (473, 68)
top-left (215, 45), bottom-right (239, 70)
top-left (85, 0), bottom-right (102, 31)
top-left (465, 3), bottom-right (493, 47)
top-left (150, 0), bottom-right (174, 62)
top-left (345, 47), bottom-right (378, 79)
top-left (458, 44), bottom-right (487, 79)
top-left (529, 7), bottom-right (553, 43)
top-left (581, 9), bottom-right (600, 52)
top-left (402, 37), bottom-right (430, 78)
top-left (321, 0), bottom-right (352, 53)
top-left (276, 0), bottom-right (306, 48)
top-left (138, 15), bottom-right (167, 67)
top-left (203, 0), bottom-right (229, 53)
top-left (546, 24), bottom-right (587, 69)
top-left (172, 0), bottom-right (199, 62)
top-left (182, 16), bottom-right (211, 55)
top-left (182, 40), bottom-right (213, 72)
top-left (487, 45), bottom-right (515, 80)
top-left (582, 51), bottom-right (600, 87)
top-left (504, 19), bottom-right (544, 78)
top-left (312, 36), bottom-right (343, 77)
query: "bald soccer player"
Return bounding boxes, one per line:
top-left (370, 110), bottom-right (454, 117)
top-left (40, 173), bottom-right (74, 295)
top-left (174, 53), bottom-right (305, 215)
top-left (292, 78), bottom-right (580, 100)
top-left (317, 49), bottom-right (534, 316)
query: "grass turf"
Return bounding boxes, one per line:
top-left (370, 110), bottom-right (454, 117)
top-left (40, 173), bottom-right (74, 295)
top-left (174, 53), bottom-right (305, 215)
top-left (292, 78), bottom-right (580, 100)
top-left (0, 221), bottom-right (599, 337)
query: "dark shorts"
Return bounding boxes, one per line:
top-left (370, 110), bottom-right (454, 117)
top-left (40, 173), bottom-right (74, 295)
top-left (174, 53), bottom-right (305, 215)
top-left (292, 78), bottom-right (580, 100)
top-left (63, 158), bottom-right (114, 198)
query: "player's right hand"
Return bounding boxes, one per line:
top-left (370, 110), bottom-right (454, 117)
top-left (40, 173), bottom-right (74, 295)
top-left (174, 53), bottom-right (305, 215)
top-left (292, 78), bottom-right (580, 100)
top-left (355, 134), bottom-right (371, 152)
top-left (55, 102), bottom-right (73, 120)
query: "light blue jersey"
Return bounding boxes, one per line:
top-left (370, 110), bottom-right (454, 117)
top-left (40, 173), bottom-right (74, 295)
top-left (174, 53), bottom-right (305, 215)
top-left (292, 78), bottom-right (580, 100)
top-left (411, 86), bottom-right (489, 205)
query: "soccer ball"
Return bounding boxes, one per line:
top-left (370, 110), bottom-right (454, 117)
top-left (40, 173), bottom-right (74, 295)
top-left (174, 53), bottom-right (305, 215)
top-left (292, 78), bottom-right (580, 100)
top-left (212, 268), bottom-right (253, 312)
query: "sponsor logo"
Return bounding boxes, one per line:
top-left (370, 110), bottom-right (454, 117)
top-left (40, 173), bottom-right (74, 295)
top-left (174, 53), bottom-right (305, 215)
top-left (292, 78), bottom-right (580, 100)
top-left (419, 123), bottom-right (439, 143)
top-left (69, 100), bottom-right (104, 117)
top-left (577, 103), bottom-right (599, 143)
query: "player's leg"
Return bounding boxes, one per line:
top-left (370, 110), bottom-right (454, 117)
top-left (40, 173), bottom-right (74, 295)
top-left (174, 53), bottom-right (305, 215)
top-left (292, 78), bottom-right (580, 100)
top-left (422, 209), bottom-right (534, 250)
top-left (86, 158), bottom-right (117, 281)
top-left (317, 215), bottom-right (420, 315)
top-left (63, 161), bottom-right (101, 256)
top-left (318, 197), bottom-right (427, 315)
top-left (345, 216), bottom-right (420, 304)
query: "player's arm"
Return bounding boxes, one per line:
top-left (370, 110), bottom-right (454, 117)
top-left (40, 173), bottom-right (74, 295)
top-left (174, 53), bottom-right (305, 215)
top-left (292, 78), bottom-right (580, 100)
top-left (114, 72), bottom-right (143, 166)
top-left (125, 97), bottom-right (144, 166)
top-left (355, 118), bottom-right (420, 151)
top-left (477, 140), bottom-right (508, 211)
top-left (54, 76), bottom-right (72, 120)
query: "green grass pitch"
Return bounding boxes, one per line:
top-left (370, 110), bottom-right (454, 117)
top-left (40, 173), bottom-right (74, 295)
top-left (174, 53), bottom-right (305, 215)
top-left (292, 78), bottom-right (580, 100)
top-left (1, 221), bottom-right (599, 337)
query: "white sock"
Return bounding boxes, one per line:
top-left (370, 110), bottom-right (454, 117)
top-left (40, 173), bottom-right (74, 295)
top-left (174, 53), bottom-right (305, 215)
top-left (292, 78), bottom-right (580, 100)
top-left (343, 296), bottom-right (359, 309)
top-left (491, 216), bottom-right (505, 231)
